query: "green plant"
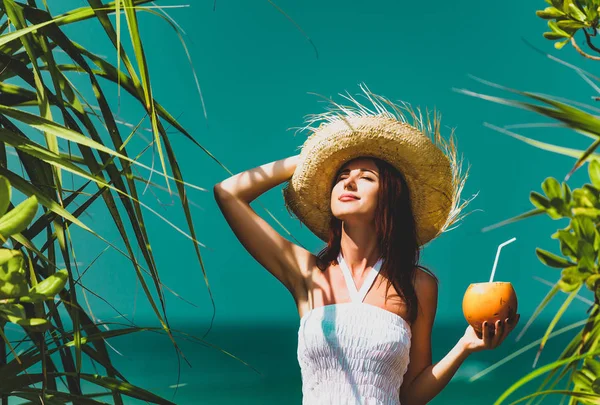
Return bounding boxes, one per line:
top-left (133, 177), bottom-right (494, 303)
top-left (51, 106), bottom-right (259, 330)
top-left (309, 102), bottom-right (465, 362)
top-left (538, 0), bottom-right (600, 50)
top-left (453, 1), bottom-right (600, 403)
top-left (0, 177), bottom-right (69, 331)
top-left (0, 175), bottom-right (183, 404)
top-left (0, 0), bottom-right (310, 402)
top-left (0, 0), bottom-right (213, 403)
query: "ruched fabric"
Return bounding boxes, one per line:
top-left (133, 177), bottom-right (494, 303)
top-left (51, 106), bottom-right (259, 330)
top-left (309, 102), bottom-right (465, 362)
top-left (297, 253), bottom-right (412, 405)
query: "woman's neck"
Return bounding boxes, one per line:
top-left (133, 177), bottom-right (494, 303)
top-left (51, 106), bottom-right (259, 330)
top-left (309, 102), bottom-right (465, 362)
top-left (339, 221), bottom-right (381, 278)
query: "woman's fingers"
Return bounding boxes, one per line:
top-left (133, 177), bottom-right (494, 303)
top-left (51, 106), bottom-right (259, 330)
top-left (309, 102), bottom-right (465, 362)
top-left (502, 317), bottom-right (512, 339)
top-left (481, 315), bottom-right (521, 350)
top-left (497, 315), bottom-right (520, 346)
top-left (482, 321), bottom-right (492, 347)
top-left (492, 320), bottom-right (504, 347)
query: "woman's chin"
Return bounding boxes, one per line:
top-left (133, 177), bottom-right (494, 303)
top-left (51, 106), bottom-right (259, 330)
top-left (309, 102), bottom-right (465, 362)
top-left (332, 211), bottom-right (372, 223)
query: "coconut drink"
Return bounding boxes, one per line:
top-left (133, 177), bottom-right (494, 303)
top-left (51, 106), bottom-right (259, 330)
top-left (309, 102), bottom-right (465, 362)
top-left (463, 238), bottom-right (518, 337)
top-left (463, 282), bottom-right (518, 337)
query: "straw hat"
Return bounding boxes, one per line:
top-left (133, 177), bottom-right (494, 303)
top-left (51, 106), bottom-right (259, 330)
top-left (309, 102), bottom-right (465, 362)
top-left (283, 86), bottom-right (473, 246)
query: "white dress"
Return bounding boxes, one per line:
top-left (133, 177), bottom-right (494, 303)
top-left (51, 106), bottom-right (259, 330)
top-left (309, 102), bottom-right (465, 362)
top-left (298, 253), bottom-right (412, 405)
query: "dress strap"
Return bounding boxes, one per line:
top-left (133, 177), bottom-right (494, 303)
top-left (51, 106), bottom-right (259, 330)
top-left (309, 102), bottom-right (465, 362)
top-left (337, 252), bottom-right (383, 303)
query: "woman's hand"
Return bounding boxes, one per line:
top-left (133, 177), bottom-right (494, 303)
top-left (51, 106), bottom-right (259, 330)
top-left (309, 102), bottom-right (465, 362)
top-left (459, 314), bottom-right (521, 354)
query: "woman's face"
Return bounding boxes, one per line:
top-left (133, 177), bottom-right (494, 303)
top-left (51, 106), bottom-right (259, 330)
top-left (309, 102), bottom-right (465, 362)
top-left (330, 157), bottom-right (380, 223)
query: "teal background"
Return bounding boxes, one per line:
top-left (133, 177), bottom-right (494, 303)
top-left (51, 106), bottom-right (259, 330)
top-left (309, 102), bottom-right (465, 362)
top-left (5, 0), bottom-right (599, 403)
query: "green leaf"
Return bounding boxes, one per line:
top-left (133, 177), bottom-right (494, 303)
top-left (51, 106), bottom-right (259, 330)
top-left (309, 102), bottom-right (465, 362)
top-left (543, 32), bottom-right (569, 40)
top-left (481, 208), bottom-right (545, 233)
top-left (13, 317), bottom-right (50, 331)
top-left (543, 177), bottom-right (563, 199)
top-left (577, 246), bottom-right (596, 271)
top-left (567, 2), bottom-right (587, 21)
top-left (580, 365), bottom-right (598, 384)
top-left (65, 373), bottom-right (176, 405)
top-left (12, 389), bottom-right (110, 404)
top-left (585, 358), bottom-right (600, 378)
top-left (573, 187), bottom-right (598, 207)
top-left (0, 303), bottom-right (26, 319)
top-left (534, 286), bottom-right (582, 369)
top-left (469, 318), bottom-right (589, 383)
top-left (492, 347), bottom-right (600, 405)
top-left (0, 195), bottom-right (38, 239)
top-left (20, 269), bottom-right (68, 303)
top-left (536, 6), bottom-right (566, 19)
top-left (556, 20), bottom-right (586, 30)
top-left (572, 215), bottom-right (597, 242)
top-left (566, 137), bottom-right (600, 181)
top-left (590, 160), bottom-right (600, 189)
top-left (531, 191), bottom-right (551, 210)
top-left (514, 281), bottom-right (562, 343)
top-left (548, 20), bottom-right (571, 36)
top-left (572, 207), bottom-right (600, 218)
top-left (588, 2), bottom-right (599, 21)
top-left (557, 278), bottom-right (581, 292)
top-left (548, 198), bottom-right (568, 218)
top-left (561, 266), bottom-right (587, 284)
top-left (536, 248), bottom-right (575, 268)
top-left (563, 182), bottom-right (572, 204)
top-left (585, 274), bottom-right (600, 291)
top-left (502, 389), bottom-right (600, 404)
top-left (0, 106), bottom-right (144, 170)
top-left (0, 303), bottom-right (48, 330)
top-left (0, 249), bottom-right (27, 298)
top-left (457, 83), bottom-right (600, 157)
top-left (0, 9), bottom-right (71, 48)
top-left (0, 176), bottom-right (10, 217)
top-left (555, 230), bottom-right (578, 258)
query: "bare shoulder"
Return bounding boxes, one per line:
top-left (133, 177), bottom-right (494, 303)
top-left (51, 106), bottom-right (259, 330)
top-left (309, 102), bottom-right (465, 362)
top-left (414, 267), bottom-right (438, 292)
top-left (413, 267), bottom-right (438, 317)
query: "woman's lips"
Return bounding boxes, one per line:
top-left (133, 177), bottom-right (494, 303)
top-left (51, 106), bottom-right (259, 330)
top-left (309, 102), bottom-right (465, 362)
top-left (339, 195), bottom-right (359, 201)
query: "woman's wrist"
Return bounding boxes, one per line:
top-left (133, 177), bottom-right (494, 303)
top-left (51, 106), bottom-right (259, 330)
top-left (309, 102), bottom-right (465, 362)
top-left (216, 153), bottom-right (301, 202)
top-left (457, 337), bottom-right (476, 356)
top-left (284, 154), bottom-right (301, 179)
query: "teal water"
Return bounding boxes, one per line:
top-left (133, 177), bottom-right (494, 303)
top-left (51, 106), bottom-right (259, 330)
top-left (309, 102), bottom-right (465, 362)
top-left (4, 0), bottom-right (599, 403)
top-left (87, 323), bottom-right (577, 404)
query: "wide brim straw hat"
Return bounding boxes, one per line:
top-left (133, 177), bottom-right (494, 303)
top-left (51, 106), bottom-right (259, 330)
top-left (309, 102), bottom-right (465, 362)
top-left (283, 85), bottom-right (474, 246)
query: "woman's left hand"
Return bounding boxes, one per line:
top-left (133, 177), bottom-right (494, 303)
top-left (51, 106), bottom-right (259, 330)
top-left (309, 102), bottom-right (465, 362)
top-left (460, 314), bottom-right (521, 354)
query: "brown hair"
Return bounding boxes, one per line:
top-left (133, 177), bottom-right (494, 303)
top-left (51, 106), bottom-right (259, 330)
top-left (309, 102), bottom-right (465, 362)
top-left (315, 156), bottom-right (437, 324)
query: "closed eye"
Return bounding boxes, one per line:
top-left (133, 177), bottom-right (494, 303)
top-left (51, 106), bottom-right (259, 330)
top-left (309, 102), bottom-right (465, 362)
top-left (337, 175), bottom-right (374, 182)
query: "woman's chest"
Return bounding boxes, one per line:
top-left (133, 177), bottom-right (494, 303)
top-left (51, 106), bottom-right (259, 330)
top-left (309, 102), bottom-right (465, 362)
top-left (298, 264), bottom-right (409, 321)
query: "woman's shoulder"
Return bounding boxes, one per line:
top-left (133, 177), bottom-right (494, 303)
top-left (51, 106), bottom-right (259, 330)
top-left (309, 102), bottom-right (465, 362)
top-left (413, 267), bottom-right (439, 300)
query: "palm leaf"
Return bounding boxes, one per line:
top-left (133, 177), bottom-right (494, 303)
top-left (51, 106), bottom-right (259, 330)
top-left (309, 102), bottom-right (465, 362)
top-left (493, 347), bottom-right (600, 405)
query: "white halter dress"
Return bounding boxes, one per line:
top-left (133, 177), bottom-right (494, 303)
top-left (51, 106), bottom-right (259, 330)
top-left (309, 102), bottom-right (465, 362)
top-left (297, 253), bottom-right (412, 405)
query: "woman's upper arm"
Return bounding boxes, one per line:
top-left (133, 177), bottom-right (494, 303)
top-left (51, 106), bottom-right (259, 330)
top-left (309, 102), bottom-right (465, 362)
top-left (213, 184), bottom-right (313, 298)
top-left (400, 269), bottom-right (438, 399)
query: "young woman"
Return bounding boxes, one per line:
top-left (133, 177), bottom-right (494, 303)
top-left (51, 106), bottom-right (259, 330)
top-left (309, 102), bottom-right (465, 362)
top-left (213, 89), bottom-right (520, 405)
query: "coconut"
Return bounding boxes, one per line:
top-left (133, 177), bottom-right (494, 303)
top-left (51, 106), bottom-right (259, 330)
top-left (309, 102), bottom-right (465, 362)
top-left (462, 282), bottom-right (518, 337)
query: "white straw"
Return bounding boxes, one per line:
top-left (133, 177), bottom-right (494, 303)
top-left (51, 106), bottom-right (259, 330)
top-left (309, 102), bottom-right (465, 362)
top-left (490, 237), bottom-right (517, 282)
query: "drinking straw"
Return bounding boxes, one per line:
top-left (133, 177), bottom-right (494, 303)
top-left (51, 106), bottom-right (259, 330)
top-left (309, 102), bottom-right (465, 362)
top-left (490, 237), bottom-right (517, 282)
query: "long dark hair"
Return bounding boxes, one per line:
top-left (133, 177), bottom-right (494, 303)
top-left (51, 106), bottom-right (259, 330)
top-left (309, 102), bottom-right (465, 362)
top-left (315, 156), bottom-right (437, 324)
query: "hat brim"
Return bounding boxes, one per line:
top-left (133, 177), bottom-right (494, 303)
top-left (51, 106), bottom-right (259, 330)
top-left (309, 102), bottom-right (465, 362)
top-left (283, 116), bottom-right (454, 246)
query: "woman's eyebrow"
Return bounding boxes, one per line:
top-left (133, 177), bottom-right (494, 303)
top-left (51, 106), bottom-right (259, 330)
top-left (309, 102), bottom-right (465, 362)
top-left (337, 168), bottom-right (379, 176)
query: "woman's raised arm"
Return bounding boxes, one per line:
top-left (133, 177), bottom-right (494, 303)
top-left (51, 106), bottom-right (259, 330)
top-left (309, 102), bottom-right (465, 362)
top-left (213, 154), bottom-right (315, 300)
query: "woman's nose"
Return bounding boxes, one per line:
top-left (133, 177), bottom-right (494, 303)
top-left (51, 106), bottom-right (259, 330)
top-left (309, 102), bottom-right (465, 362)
top-left (343, 177), bottom-right (357, 189)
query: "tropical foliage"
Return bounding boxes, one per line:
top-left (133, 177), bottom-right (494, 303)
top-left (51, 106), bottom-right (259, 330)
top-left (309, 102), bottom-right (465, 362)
top-left (457, 0), bottom-right (600, 403)
top-left (0, 0), bottom-right (217, 403)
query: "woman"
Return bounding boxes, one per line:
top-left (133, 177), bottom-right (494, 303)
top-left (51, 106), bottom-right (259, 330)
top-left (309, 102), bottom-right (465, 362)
top-left (213, 88), bottom-right (520, 405)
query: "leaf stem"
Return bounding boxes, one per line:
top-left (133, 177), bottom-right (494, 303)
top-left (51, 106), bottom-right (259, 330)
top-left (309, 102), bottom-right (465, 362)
top-left (570, 36), bottom-right (600, 60)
